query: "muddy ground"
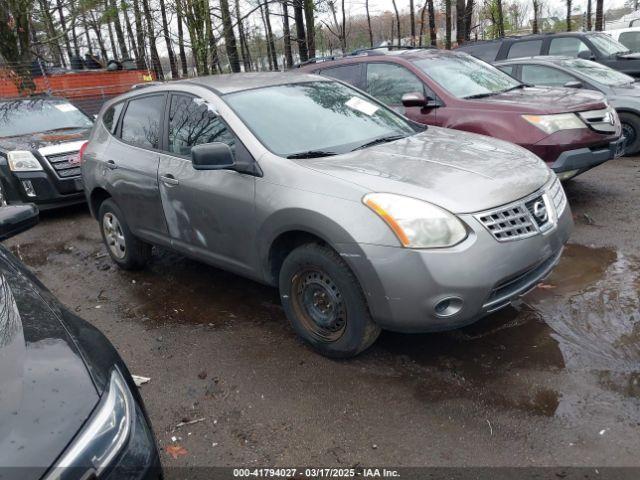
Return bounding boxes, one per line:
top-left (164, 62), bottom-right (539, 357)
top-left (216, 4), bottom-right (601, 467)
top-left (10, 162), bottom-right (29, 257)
top-left (5, 158), bottom-right (640, 472)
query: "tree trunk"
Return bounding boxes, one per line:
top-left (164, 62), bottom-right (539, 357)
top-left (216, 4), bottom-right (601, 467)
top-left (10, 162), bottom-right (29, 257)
top-left (281, 1), bottom-right (294, 68)
top-left (586, 0), bottom-right (592, 30)
top-left (110, 0), bottom-right (129, 58)
top-left (40, 0), bottom-right (65, 66)
top-left (132, 0), bottom-right (146, 68)
top-left (496, 0), bottom-right (504, 37)
top-left (464, 0), bottom-right (474, 40)
top-left (419, 2), bottom-right (426, 46)
top-left (236, 0), bottom-right (252, 71)
top-left (158, 0), bottom-right (178, 77)
top-left (445, 0), bottom-right (451, 49)
top-left (409, 0), bottom-right (416, 46)
top-left (566, 0), bottom-right (572, 31)
top-left (259, 3), bottom-right (273, 70)
top-left (264, 1), bottom-right (278, 70)
top-left (55, 0), bottom-right (73, 61)
top-left (90, 9), bottom-right (109, 61)
top-left (595, 0), bottom-right (603, 31)
top-left (456, 0), bottom-right (465, 45)
top-left (83, 15), bottom-right (94, 56)
top-left (122, 1), bottom-right (139, 62)
top-left (207, 3), bottom-right (221, 74)
top-left (220, 0), bottom-right (241, 72)
top-left (365, 0), bottom-right (373, 47)
top-left (141, 0), bottom-right (163, 78)
top-left (427, 0), bottom-right (437, 46)
top-left (532, 0), bottom-right (539, 33)
top-left (105, 2), bottom-right (118, 60)
top-left (304, 0), bottom-right (316, 58)
top-left (391, 0), bottom-right (401, 45)
top-left (176, 1), bottom-right (189, 75)
top-left (293, 1), bottom-right (308, 62)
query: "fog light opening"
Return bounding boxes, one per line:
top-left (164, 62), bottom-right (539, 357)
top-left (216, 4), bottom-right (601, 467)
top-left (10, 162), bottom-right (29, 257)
top-left (22, 180), bottom-right (36, 197)
top-left (434, 297), bottom-right (463, 318)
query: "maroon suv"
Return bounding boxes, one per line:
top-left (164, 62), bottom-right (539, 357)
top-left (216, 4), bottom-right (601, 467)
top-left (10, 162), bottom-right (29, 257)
top-left (299, 47), bottom-right (624, 180)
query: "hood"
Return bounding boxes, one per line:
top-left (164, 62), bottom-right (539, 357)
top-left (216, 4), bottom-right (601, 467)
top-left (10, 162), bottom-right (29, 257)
top-left (0, 128), bottom-right (90, 154)
top-left (473, 86), bottom-right (607, 114)
top-left (0, 253), bottom-right (98, 475)
top-left (609, 81), bottom-right (640, 98)
top-left (295, 127), bottom-right (551, 213)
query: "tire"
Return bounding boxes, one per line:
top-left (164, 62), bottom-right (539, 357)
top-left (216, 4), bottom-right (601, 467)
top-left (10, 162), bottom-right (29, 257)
top-left (98, 198), bottom-right (151, 270)
top-left (279, 243), bottom-right (381, 358)
top-left (619, 112), bottom-right (640, 156)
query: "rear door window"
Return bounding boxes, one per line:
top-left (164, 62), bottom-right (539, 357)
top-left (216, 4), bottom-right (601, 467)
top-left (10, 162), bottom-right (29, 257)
top-left (102, 103), bottom-right (123, 134)
top-left (365, 63), bottom-right (425, 105)
top-left (319, 64), bottom-right (363, 88)
top-left (618, 31), bottom-right (640, 52)
top-left (521, 64), bottom-right (576, 86)
top-left (548, 37), bottom-right (591, 56)
top-left (507, 40), bottom-right (543, 59)
top-left (120, 95), bottom-right (165, 149)
top-left (167, 94), bottom-right (237, 157)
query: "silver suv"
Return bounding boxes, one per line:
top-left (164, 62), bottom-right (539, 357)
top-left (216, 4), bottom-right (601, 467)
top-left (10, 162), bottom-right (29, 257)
top-left (81, 73), bottom-right (572, 358)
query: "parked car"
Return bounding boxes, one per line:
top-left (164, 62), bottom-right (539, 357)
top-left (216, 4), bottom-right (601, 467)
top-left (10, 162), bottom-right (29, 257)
top-left (457, 32), bottom-right (640, 78)
top-left (299, 47), bottom-right (623, 180)
top-left (0, 205), bottom-right (161, 479)
top-left (81, 73), bottom-right (572, 358)
top-left (495, 56), bottom-right (640, 155)
top-left (0, 97), bottom-right (92, 209)
top-left (605, 27), bottom-right (640, 53)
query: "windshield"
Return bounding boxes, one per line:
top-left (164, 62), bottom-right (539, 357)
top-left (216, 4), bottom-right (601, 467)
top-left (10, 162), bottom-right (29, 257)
top-left (589, 33), bottom-right (630, 56)
top-left (0, 99), bottom-right (93, 138)
top-left (224, 81), bottom-right (417, 157)
top-left (412, 53), bottom-right (521, 98)
top-left (560, 58), bottom-right (634, 86)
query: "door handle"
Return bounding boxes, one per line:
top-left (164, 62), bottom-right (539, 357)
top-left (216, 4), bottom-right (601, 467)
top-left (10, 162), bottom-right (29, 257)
top-left (106, 160), bottom-right (118, 170)
top-left (160, 174), bottom-right (179, 186)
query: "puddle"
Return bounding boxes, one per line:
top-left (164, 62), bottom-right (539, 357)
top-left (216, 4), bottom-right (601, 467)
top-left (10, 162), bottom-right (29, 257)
top-left (372, 243), bottom-right (640, 418)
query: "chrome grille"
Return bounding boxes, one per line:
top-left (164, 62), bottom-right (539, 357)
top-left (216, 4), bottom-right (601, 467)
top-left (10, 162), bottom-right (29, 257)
top-left (475, 178), bottom-right (564, 242)
top-left (578, 107), bottom-right (618, 134)
top-left (44, 151), bottom-right (81, 178)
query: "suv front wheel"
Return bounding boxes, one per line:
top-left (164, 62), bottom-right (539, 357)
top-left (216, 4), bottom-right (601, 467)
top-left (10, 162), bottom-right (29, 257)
top-left (279, 243), bottom-right (381, 358)
top-left (98, 199), bottom-right (151, 270)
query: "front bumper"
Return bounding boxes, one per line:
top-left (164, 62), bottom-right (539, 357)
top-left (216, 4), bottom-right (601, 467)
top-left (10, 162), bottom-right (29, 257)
top-left (550, 137), bottom-right (625, 178)
top-left (340, 194), bottom-right (573, 333)
top-left (0, 166), bottom-right (85, 210)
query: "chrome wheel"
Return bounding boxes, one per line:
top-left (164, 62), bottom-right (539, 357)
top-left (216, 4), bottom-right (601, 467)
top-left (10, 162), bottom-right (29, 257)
top-left (102, 212), bottom-right (126, 259)
top-left (291, 268), bottom-right (346, 342)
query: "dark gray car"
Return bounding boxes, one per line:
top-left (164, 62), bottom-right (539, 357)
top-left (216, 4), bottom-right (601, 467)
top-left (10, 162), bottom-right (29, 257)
top-left (81, 73), bottom-right (573, 358)
top-left (495, 56), bottom-right (640, 155)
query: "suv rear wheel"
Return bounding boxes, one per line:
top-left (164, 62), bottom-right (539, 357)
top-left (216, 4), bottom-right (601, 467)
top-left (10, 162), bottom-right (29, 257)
top-left (279, 243), bottom-right (381, 358)
top-left (98, 199), bottom-right (151, 270)
top-left (620, 112), bottom-right (640, 156)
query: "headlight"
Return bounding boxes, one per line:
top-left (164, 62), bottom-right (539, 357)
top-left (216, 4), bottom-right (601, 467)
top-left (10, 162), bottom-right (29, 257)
top-left (7, 151), bottom-right (43, 171)
top-left (363, 193), bottom-right (467, 248)
top-left (522, 113), bottom-right (586, 134)
top-left (45, 368), bottom-right (134, 479)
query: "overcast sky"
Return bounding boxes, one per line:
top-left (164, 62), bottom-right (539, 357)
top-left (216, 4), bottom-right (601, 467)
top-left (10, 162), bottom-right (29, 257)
top-left (343, 0), bottom-right (629, 19)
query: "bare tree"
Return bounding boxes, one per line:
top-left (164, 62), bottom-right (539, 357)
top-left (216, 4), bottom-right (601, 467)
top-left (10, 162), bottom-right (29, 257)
top-left (427, 0), bottom-right (437, 46)
top-left (365, 0), bottom-right (373, 47)
top-left (456, 0), bottom-right (465, 45)
top-left (176, 1), bottom-right (189, 75)
top-left (132, 0), bottom-right (146, 68)
top-left (236, 0), bottom-right (252, 71)
top-left (159, 0), bottom-right (178, 77)
top-left (586, 0), bottom-right (592, 30)
top-left (304, 0), bottom-right (316, 58)
top-left (392, 0), bottom-right (401, 44)
top-left (281, 0), bottom-right (294, 68)
top-left (220, 0), bottom-right (241, 72)
top-left (566, 0), bottom-right (572, 31)
top-left (141, 0), bottom-right (163, 78)
top-left (595, 0), bottom-right (603, 31)
top-left (293, 0), bottom-right (308, 61)
top-left (445, 0), bottom-right (451, 49)
top-left (409, 0), bottom-right (416, 45)
top-left (419, 2), bottom-right (426, 46)
top-left (464, 0), bottom-right (475, 40)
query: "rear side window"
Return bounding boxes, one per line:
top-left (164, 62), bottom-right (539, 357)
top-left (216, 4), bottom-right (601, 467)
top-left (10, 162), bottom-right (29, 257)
top-left (619, 31), bottom-right (640, 52)
top-left (102, 103), bottom-right (123, 133)
top-left (507, 40), bottom-right (543, 59)
top-left (366, 63), bottom-right (424, 105)
top-left (319, 64), bottom-right (363, 87)
top-left (462, 43), bottom-right (501, 62)
top-left (521, 64), bottom-right (575, 86)
top-left (548, 37), bottom-right (591, 56)
top-left (120, 95), bottom-right (165, 149)
top-left (167, 94), bottom-right (236, 156)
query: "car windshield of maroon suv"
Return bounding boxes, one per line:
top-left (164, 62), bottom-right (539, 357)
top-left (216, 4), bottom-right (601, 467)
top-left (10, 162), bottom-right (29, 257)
top-left (303, 48), bottom-right (625, 180)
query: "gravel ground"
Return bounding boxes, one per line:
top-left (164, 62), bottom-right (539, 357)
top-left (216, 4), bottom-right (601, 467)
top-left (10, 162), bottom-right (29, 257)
top-left (5, 157), bottom-right (640, 473)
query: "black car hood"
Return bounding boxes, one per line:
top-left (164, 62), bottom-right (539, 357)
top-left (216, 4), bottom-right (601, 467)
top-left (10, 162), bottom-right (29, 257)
top-left (0, 251), bottom-right (98, 476)
top-left (0, 128), bottom-right (90, 154)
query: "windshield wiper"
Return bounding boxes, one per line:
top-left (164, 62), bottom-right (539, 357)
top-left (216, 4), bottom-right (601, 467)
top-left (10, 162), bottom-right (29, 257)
top-left (286, 150), bottom-right (338, 159)
top-left (501, 84), bottom-right (529, 92)
top-left (463, 91), bottom-right (499, 99)
top-left (351, 134), bottom-right (407, 151)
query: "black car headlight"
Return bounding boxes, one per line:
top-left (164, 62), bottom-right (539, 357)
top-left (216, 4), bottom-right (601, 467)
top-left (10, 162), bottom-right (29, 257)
top-left (45, 368), bottom-right (134, 479)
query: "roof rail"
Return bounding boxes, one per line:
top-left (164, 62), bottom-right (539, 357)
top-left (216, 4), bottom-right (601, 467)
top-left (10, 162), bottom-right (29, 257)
top-left (131, 81), bottom-right (162, 90)
top-left (294, 45), bottom-right (433, 68)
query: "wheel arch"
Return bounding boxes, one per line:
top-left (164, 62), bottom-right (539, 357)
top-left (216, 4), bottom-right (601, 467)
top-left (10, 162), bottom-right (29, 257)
top-left (89, 187), bottom-right (112, 219)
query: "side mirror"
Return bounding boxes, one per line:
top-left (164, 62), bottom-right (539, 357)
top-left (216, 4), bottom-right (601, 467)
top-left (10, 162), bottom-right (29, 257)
top-left (577, 50), bottom-right (595, 61)
top-left (563, 80), bottom-right (583, 89)
top-left (0, 204), bottom-right (39, 241)
top-left (401, 92), bottom-right (440, 108)
top-left (191, 143), bottom-right (235, 171)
